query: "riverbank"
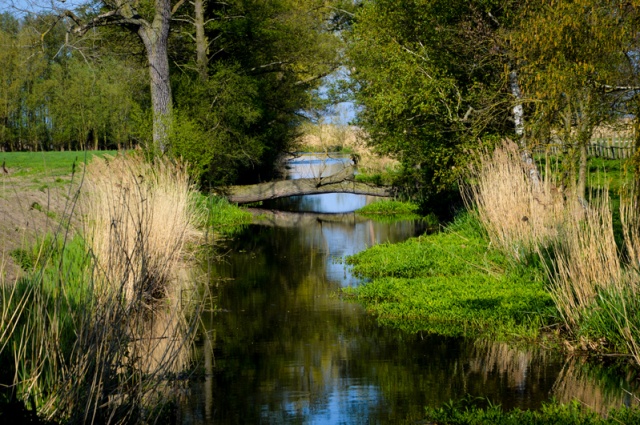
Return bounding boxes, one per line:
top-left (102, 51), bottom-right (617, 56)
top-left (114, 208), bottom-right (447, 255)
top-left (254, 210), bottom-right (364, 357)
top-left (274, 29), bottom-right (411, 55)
top-left (346, 145), bottom-right (639, 355)
top-left (0, 151), bottom-right (252, 423)
top-left (345, 145), bottom-right (640, 421)
top-left (344, 212), bottom-right (555, 341)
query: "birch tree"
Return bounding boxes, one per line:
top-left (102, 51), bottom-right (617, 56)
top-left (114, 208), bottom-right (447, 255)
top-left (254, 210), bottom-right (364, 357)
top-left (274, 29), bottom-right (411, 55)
top-left (511, 0), bottom-right (629, 201)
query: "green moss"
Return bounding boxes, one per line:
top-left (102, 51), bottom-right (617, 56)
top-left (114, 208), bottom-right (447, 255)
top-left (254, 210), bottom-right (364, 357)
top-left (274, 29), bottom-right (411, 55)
top-left (344, 213), bottom-right (555, 339)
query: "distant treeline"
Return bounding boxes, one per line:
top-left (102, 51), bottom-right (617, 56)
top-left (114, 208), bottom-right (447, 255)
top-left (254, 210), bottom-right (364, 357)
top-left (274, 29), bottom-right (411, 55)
top-left (0, 13), bottom-right (147, 152)
top-left (0, 1), bottom-right (349, 186)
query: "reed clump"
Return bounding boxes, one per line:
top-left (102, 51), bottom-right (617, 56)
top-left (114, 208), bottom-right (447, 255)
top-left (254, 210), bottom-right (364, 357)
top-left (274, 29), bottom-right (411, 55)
top-left (0, 152), bottom-right (203, 424)
top-left (463, 140), bottom-right (565, 262)
top-left (83, 153), bottom-right (201, 301)
top-left (465, 140), bottom-right (640, 365)
top-left (296, 123), bottom-right (400, 177)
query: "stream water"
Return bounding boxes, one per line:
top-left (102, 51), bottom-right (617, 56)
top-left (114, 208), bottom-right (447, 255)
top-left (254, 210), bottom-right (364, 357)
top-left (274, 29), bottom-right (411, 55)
top-left (180, 154), bottom-right (640, 424)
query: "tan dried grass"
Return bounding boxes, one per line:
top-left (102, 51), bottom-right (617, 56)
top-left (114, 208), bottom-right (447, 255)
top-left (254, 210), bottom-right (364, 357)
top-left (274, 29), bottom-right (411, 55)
top-left (1, 152), bottom-right (204, 423)
top-left (548, 194), bottom-right (621, 327)
top-left (296, 124), bottom-right (400, 175)
top-left (82, 152), bottom-right (202, 301)
top-left (463, 140), bottom-right (564, 261)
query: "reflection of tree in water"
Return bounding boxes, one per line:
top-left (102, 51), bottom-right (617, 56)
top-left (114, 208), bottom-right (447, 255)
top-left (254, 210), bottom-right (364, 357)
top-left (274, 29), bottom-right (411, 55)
top-left (552, 357), bottom-right (640, 414)
top-left (187, 218), bottom-right (640, 423)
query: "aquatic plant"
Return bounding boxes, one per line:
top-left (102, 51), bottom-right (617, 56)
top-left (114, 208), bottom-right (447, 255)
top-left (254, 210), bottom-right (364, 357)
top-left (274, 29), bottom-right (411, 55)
top-left (344, 213), bottom-right (554, 339)
top-left (192, 194), bottom-right (252, 235)
top-left (355, 200), bottom-right (423, 222)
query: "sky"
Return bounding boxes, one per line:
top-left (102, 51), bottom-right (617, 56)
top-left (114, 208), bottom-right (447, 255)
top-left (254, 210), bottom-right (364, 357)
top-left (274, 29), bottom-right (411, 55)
top-left (1, 0), bottom-right (87, 15)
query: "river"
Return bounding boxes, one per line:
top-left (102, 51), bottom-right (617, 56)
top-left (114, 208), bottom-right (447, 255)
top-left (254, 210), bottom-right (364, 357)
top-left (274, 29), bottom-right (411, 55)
top-left (179, 154), bottom-right (639, 424)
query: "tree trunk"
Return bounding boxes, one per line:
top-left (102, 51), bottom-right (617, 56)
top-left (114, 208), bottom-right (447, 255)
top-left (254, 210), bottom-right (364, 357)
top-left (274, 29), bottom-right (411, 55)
top-left (139, 0), bottom-right (173, 152)
top-left (509, 69), bottom-right (540, 186)
top-left (577, 140), bottom-right (588, 203)
top-left (509, 70), bottom-right (525, 140)
top-left (225, 166), bottom-right (392, 204)
top-left (195, 0), bottom-right (209, 82)
top-left (575, 94), bottom-right (592, 205)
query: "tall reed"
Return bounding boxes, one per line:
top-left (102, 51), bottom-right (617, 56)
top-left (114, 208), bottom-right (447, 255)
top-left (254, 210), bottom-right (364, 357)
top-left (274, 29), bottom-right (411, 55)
top-left (0, 152), bottom-right (203, 424)
top-left (465, 140), bottom-right (640, 365)
top-left (463, 140), bottom-right (564, 261)
top-left (547, 194), bottom-right (621, 327)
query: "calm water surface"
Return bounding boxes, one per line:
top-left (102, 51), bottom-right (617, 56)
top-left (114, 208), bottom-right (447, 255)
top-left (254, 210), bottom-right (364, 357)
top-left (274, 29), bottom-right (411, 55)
top-left (180, 154), bottom-right (639, 424)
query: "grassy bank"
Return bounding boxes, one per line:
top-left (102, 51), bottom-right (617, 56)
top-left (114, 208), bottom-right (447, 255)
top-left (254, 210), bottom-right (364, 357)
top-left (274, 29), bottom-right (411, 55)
top-left (344, 212), bottom-right (555, 339)
top-left (422, 398), bottom-right (640, 424)
top-left (346, 142), bottom-right (640, 357)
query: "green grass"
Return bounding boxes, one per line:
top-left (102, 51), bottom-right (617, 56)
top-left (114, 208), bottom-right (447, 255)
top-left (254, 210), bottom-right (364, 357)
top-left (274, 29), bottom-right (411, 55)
top-left (1, 150), bottom-right (117, 178)
top-left (344, 213), bottom-right (555, 339)
top-left (193, 194), bottom-right (253, 235)
top-left (422, 397), bottom-right (640, 424)
top-left (356, 199), bottom-right (420, 218)
top-left (1, 234), bottom-right (94, 411)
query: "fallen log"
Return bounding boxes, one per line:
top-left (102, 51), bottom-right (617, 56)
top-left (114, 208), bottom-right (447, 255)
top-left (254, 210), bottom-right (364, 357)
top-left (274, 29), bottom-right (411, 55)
top-left (225, 166), bottom-right (392, 204)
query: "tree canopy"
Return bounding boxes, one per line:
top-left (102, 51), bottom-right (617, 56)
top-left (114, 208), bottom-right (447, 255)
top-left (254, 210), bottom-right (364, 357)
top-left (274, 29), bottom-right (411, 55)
top-left (0, 0), bottom-right (352, 186)
top-left (4, 0), bottom-right (640, 195)
top-left (345, 0), bottom-right (640, 200)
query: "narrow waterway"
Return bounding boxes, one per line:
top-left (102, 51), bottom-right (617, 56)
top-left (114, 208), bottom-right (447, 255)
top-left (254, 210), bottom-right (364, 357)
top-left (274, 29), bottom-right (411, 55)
top-left (180, 154), bottom-right (639, 424)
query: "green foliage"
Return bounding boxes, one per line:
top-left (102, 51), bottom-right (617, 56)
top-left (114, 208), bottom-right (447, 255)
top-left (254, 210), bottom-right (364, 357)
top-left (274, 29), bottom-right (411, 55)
top-left (346, 0), bottom-right (518, 198)
top-left (193, 194), bottom-right (253, 234)
top-left (423, 397), bottom-right (640, 424)
top-left (0, 14), bottom-right (147, 151)
top-left (344, 213), bottom-right (554, 338)
top-left (170, 0), bottom-right (348, 185)
top-left (356, 200), bottom-right (421, 221)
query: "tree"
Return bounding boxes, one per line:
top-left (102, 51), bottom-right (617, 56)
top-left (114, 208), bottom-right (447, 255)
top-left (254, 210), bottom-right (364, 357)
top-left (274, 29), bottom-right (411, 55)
top-left (59, 0), bottom-right (185, 151)
top-left (169, 0), bottom-right (349, 186)
top-left (510, 0), bottom-right (632, 201)
top-left (346, 0), bottom-right (521, 200)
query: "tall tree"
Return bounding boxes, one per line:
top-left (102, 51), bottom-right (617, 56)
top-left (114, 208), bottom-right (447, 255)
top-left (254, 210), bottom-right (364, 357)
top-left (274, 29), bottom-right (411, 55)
top-left (346, 0), bottom-right (520, 199)
top-left (60, 0), bottom-right (185, 151)
top-left (510, 0), bottom-right (631, 201)
top-left (169, 0), bottom-right (348, 185)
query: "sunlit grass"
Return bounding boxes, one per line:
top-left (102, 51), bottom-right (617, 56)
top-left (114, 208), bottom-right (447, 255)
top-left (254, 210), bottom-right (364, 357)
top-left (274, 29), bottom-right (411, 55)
top-left (1, 150), bottom-right (117, 178)
top-left (344, 213), bottom-right (554, 339)
top-left (423, 397), bottom-right (640, 424)
top-left (356, 200), bottom-right (420, 218)
top-left (193, 194), bottom-right (253, 235)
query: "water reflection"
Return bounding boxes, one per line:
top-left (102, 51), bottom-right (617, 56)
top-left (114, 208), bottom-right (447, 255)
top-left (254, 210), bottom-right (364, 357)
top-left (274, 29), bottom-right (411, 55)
top-left (180, 154), bottom-right (640, 423)
top-left (181, 222), bottom-right (560, 424)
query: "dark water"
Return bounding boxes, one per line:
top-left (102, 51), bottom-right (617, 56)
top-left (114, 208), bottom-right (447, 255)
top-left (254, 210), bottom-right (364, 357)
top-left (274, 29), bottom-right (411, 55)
top-left (180, 154), bottom-right (639, 424)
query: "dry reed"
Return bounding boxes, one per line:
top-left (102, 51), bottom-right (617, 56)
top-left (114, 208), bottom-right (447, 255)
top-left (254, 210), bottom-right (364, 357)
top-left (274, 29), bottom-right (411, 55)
top-left (466, 141), bottom-right (640, 364)
top-left (296, 124), bottom-right (400, 176)
top-left (83, 153), bottom-right (201, 301)
top-left (1, 152), bottom-right (203, 424)
top-left (547, 194), bottom-right (621, 327)
top-left (463, 140), bottom-right (564, 261)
